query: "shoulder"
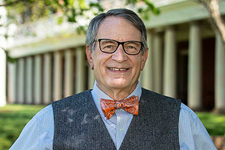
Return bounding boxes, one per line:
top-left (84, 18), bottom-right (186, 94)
top-left (141, 88), bottom-right (181, 106)
top-left (179, 103), bottom-right (217, 149)
top-left (14, 105), bottom-right (53, 139)
top-left (52, 90), bottom-right (94, 115)
top-left (180, 103), bottom-right (200, 121)
top-left (179, 103), bottom-right (206, 132)
top-left (142, 88), bottom-right (180, 100)
top-left (31, 105), bottom-right (53, 122)
top-left (32, 105), bottom-right (54, 132)
top-left (9, 105), bottom-right (54, 150)
top-left (52, 90), bottom-right (92, 107)
top-left (38, 104), bottom-right (53, 115)
top-left (140, 88), bottom-right (181, 118)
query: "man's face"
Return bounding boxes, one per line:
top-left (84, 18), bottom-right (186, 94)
top-left (86, 16), bottom-right (148, 97)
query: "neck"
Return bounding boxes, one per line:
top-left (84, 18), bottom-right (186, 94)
top-left (97, 82), bottom-right (138, 100)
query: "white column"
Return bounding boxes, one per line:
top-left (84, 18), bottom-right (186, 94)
top-left (64, 49), bottom-right (74, 97)
top-left (142, 31), bottom-right (154, 90)
top-left (53, 51), bottom-right (62, 101)
top-left (0, 49), bottom-right (6, 106)
top-left (25, 56), bottom-right (33, 104)
top-left (214, 33), bottom-right (225, 113)
top-left (7, 61), bottom-right (17, 104)
top-left (43, 53), bottom-right (52, 104)
top-left (153, 32), bottom-right (163, 93)
top-left (88, 68), bottom-right (95, 89)
top-left (76, 47), bottom-right (85, 93)
top-left (34, 55), bottom-right (42, 104)
top-left (0, 1), bottom-right (7, 106)
top-left (163, 26), bottom-right (177, 98)
top-left (17, 58), bottom-right (25, 104)
top-left (188, 22), bottom-right (202, 110)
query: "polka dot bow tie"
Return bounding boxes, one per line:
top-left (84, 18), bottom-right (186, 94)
top-left (100, 95), bottom-right (139, 119)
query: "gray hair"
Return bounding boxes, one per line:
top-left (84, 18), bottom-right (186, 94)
top-left (86, 8), bottom-right (148, 52)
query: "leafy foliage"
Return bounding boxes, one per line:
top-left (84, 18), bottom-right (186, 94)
top-left (0, 0), bottom-right (161, 59)
top-left (0, 0), bottom-right (160, 57)
top-left (2, 0), bottom-right (159, 25)
top-left (0, 0), bottom-right (160, 48)
top-left (3, 0), bottom-right (58, 23)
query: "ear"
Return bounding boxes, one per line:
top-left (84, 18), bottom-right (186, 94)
top-left (141, 48), bottom-right (148, 71)
top-left (86, 45), bottom-right (94, 70)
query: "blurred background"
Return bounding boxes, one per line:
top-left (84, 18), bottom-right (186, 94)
top-left (0, 0), bottom-right (225, 149)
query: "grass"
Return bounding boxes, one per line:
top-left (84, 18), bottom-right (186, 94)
top-left (197, 112), bottom-right (225, 136)
top-left (0, 105), bottom-right (45, 150)
top-left (0, 105), bottom-right (225, 150)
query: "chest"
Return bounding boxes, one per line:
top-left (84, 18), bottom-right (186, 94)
top-left (52, 90), bottom-right (181, 150)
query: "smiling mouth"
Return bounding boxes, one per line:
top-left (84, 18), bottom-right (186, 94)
top-left (108, 67), bottom-right (129, 71)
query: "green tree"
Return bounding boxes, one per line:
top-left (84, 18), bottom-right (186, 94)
top-left (0, 0), bottom-right (159, 60)
top-left (0, 0), bottom-right (159, 33)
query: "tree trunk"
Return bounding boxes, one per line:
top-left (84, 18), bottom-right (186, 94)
top-left (196, 0), bottom-right (225, 44)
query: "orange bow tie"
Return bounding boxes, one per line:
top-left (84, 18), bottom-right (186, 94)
top-left (100, 95), bottom-right (139, 119)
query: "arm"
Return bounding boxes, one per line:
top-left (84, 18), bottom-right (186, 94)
top-left (9, 105), bottom-right (54, 150)
top-left (179, 104), bottom-right (217, 150)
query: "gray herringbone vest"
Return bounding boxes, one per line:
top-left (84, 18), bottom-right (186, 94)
top-left (52, 88), bottom-right (181, 150)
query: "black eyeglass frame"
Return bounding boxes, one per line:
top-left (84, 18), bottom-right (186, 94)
top-left (94, 38), bottom-right (143, 55)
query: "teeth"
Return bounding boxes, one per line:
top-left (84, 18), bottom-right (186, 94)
top-left (110, 68), bottom-right (127, 71)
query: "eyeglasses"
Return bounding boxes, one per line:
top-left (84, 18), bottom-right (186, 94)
top-left (94, 39), bottom-right (143, 55)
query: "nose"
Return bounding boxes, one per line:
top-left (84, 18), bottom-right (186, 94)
top-left (111, 44), bottom-right (128, 62)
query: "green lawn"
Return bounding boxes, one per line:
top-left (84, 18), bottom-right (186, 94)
top-left (0, 105), bottom-right (45, 150)
top-left (0, 105), bottom-right (225, 150)
top-left (197, 112), bottom-right (225, 136)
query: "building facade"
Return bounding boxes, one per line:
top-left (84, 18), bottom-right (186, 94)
top-left (3, 0), bottom-right (225, 113)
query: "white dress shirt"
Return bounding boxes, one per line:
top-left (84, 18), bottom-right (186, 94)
top-left (10, 82), bottom-right (216, 150)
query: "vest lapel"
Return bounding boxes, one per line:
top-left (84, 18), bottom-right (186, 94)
top-left (53, 90), bottom-right (116, 150)
top-left (119, 89), bottom-right (180, 150)
top-left (119, 89), bottom-right (154, 149)
top-left (83, 91), bottom-right (116, 149)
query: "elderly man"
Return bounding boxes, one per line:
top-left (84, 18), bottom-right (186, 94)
top-left (10, 8), bottom-right (216, 150)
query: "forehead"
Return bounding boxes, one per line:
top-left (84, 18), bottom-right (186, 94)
top-left (96, 16), bottom-right (141, 41)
